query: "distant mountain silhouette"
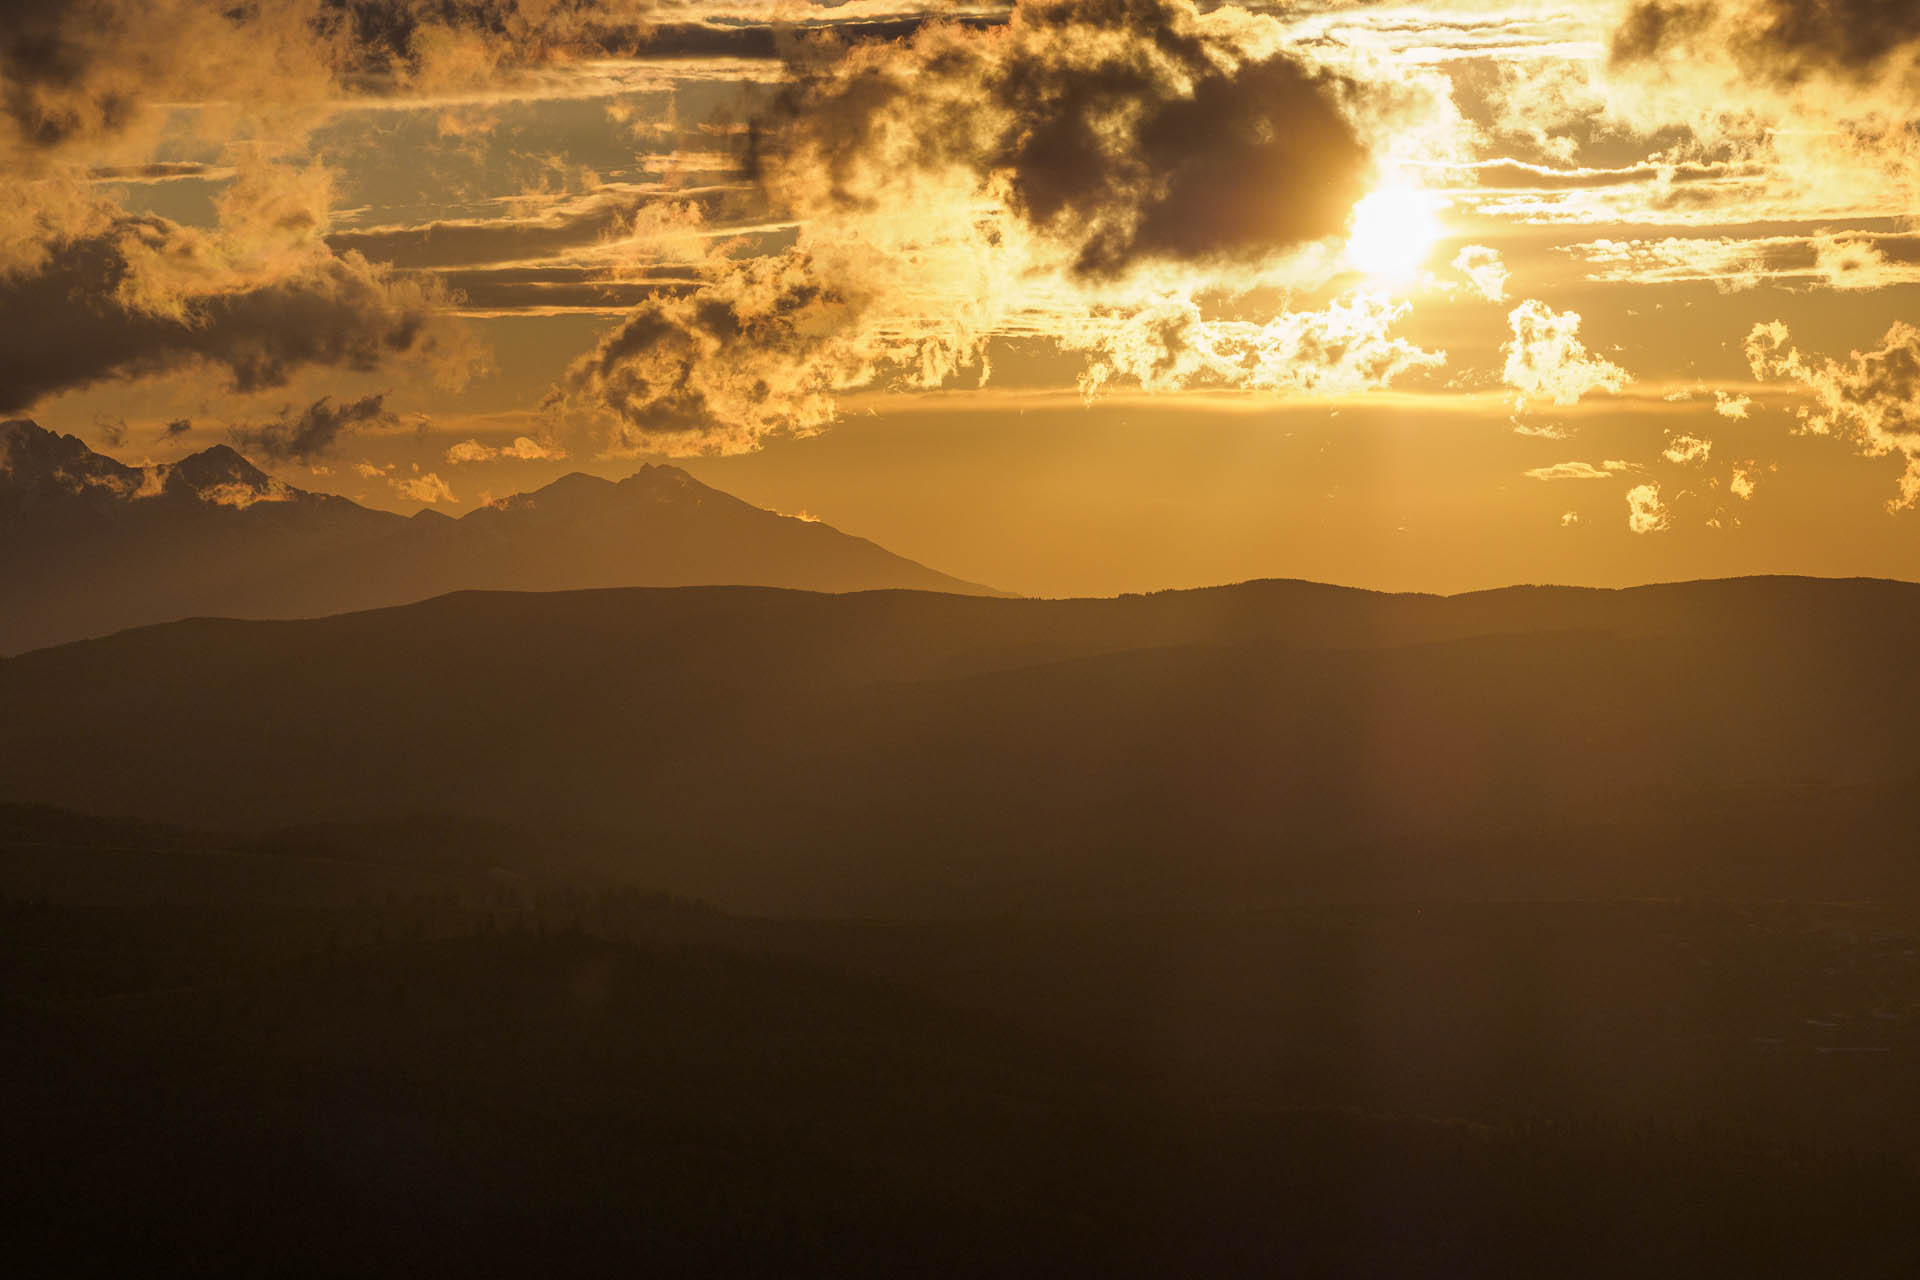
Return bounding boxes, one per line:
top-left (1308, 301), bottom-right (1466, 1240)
top-left (6, 574), bottom-right (1920, 913)
top-left (0, 419), bottom-right (1002, 653)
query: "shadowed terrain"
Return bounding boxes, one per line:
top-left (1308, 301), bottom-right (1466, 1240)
top-left (7, 574), bottom-right (1920, 1273)
top-left (5, 574), bottom-right (1920, 911)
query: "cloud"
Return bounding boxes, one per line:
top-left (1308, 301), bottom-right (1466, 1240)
top-left (549, 1), bottom-right (1466, 454)
top-left (1560, 510), bottom-right (1582, 526)
top-left (1451, 245), bottom-right (1509, 302)
top-left (1447, 157), bottom-right (1755, 192)
top-left (754, 0), bottom-right (1374, 281)
top-left (1747, 319), bottom-right (1920, 508)
top-left (313, 0), bottom-right (612, 71)
top-left (1565, 233), bottom-right (1920, 289)
top-left (551, 247), bottom-right (883, 455)
top-left (1812, 236), bottom-right (1900, 290)
top-left (322, 185), bottom-right (727, 271)
top-left (1662, 433), bottom-right (1713, 463)
top-left (1730, 464), bottom-right (1758, 499)
top-left (0, 227), bottom-right (466, 411)
top-left (1501, 301), bottom-right (1630, 406)
top-left (0, 0), bottom-right (690, 324)
top-left (1626, 482), bottom-right (1670, 533)
top-left (1510, 417), bottom-right (1571, 439)
top-left (1524, 460), bottom-right (1628, 481)
top-left (230, 394), bottom-right (397, 464)
top-left (1072, 289), bottom-right (1443, 399)
top-left (202, 479), bottom-right (296, 510)
top-left (0, 2), bottom-right (330, 171)
top-left (392, 469), bottom-right (456, 504)
top-left (1611, 0), bottom-right (1920, 91)
top-left (1713, 391), bottom-right (1751, 419)
top-left (445, 435), bottom-right (568, 463)
top-left (88, 162), bottom-right (236, 183)
top-left (163, 418), bottom-right (192, 437)
top-left (0, 161), bottom-right (479, 412)
top-left (0, 0), bottom-right (652, 192)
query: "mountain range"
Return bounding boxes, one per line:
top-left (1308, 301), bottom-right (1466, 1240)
top-left (0, 419), bottom-right (1000, 654)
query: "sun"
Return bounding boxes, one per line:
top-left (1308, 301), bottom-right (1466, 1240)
top-left (1344, 184), bottom-right (1443, 282)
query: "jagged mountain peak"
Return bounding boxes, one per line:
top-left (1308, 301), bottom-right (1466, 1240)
top-left (481, 466), bottom-right (716, 519)
top-left (0, 419), bottom-right (134, 494)
top-left (156, 443), bottom-right (306, 508)
top-left (169, 443), bottom-right (272, 490)
top-left (0, 421), bottom-right (297, 507)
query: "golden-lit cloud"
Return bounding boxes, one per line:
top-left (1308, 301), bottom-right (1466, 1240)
top-left (540, 0), bottom-right (1471, 454)
top-left (1451, 245), bottom-right (1510, 302)
top-left (1524, 460), bottom-right (1631, 481)
top-left (1662, 433), bottom-right (1712, 464)
top-left (392, 468), bottom-right (456, 503)
top-left (1502, 300), bottom-right (1630, 406)
top-left (1747, 319), bottom-right (1920, 508)
top-left (1714, 391), bottom-right (1752, 419)
top-left (1073, 290), bottom-right (1443, 400)
top-left (446, 435), bottom-right (568, 463)
top-left (1625, 481), bottom-right (1670, 533)
top-left (1562, 232), bottom-right (1920, 288)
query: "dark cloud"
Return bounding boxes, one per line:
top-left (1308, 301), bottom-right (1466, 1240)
top-left (554, 1), bottom-right (1391, 453)
top-left (551, 248), bottom-right (863, 453)
top-left (1, 0), bottom-right (147, 156)
top-left (0, 216), bottom-right (461, 413)
top-left (1611, 0), bottom-right (1920, 83)
top-left (230, 393), bottom-right (397, 464)
top-left (0, 0), bottom-right (997, 180)
top-left (87, 162), bottom-right (230, 183)
top-left (752, 0), bottom-right (1370, 279)
top-left (163, 418), bottom-right (193, 437)
top-left (315, 2), bottom-right (1005, 72)
top-left (0, 1), bottom-right (621, 168)
top-left (0, 1), bottom-right (329, 169)
top-left (0, 0), bottom-right (621, 164)
top-left (312, 0), bottom-right (615, 73)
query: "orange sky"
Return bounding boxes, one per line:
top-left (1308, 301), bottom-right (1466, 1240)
top-left (13, 0), bottom-right (1920, 594)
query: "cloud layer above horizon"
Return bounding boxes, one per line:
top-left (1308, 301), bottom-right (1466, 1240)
top-left (6, 0), bottom-right (1920, 547)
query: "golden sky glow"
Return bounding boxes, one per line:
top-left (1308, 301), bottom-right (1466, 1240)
top-left (10, 0), bottom-right (1920, 594)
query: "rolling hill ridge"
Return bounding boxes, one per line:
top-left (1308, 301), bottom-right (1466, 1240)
top-left (5, 574), bottom-right (1918, 913)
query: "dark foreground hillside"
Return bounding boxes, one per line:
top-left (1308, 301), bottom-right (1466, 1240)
top-left (5, 900), bottom-right (1918, 1278)
top-left (4, 805), bottom-right (1920, 1275)
top-left (7, 576), bottom-right (1920, 1272)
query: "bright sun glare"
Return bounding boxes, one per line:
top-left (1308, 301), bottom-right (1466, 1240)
top-left (1345, 185), bottom-right (1442, 282)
